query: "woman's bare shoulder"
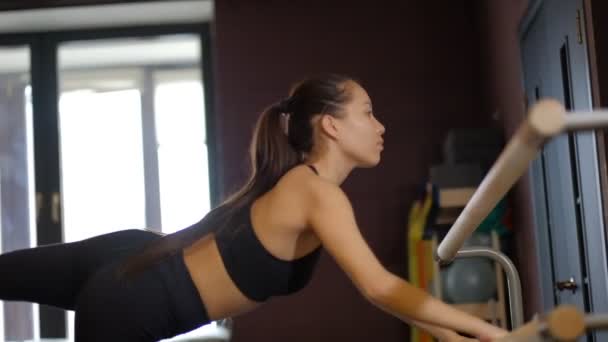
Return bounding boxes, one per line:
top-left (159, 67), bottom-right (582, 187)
top-left (252, 165), bottom-right (327, 231)
top-left (274, 165), bottom-right (347, 209)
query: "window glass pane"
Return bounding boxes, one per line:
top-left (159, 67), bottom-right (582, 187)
top-left (155, 73), bottom-right (210, 234)
top-left (0, 46), bottom-right (37, 341)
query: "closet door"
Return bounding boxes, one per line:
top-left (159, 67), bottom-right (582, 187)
top-left (560, 1), bottom-right (608, 332)
top-left (522, 2), bottom-right (557, 314)
top-left (523, 1), bottom-right (608, 341)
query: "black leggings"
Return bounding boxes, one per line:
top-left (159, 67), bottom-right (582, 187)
top-left (0, 229), bottom-right (210, 341)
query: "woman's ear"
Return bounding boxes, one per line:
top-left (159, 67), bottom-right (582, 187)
top-left (319, 114), bottom-right (339, 140)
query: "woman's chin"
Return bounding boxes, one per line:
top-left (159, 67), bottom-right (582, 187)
top-left (360, 156), bottom-right (382, 168)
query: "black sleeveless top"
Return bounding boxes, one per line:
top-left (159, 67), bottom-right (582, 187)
top-left (214, 165), bottom-right (322, 302)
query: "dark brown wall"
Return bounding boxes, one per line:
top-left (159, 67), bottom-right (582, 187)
top-left (587, 0), bottom-right (608, 263)
top-left (473, 0), bottom-right (542, 320)
top-left (214, 1), bottom-right (490, 340)
top-left (589, 1), bottom-right (608, 107)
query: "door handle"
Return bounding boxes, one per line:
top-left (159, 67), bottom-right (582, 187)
top-left (556, 277), bottom-right (578, 292)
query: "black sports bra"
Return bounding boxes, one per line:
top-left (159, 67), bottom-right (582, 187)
top-left (214, 165), bottom-right (322, 302)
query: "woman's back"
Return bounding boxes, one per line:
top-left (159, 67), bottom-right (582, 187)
top-left (183, 165), bottom-right (322, 320)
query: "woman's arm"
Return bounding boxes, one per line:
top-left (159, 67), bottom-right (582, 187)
top-left (368, 272), bottom-right (505, 339)
top-left (406, 317), bottom-right (475, 341)
top-left (306, 180), bottom-right (507, 340)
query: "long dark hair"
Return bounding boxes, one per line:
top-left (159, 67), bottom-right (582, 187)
top-left (117, 74), bottom-right (355, 277)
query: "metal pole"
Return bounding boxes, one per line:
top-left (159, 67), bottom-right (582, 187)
top-left (455, 247), bottom-right (525, 328)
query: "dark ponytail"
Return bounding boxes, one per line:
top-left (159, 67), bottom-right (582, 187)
top-left (248, 101), bottom-right (301, 193)
top-left (117, 74), bottom-right (354, 278)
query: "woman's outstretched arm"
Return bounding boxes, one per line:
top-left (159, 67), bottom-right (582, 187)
top-left (306, 180), bottom-right (507, 340)
top-left (406, 317), bottom-right (480, 341)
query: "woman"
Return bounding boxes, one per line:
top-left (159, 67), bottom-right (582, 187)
top-left (0, 74), bottom-right (508, 341)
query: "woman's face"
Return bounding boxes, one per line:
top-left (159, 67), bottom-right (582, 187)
top-left (334, 82), bottom-right (385, 167)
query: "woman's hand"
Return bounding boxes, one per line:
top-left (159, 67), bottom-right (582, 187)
top-left (439, 332), bottom-right (480, 342)
top-left (478, 328), bottom-right (508, 342)
top-left (440, 325), bottom-right (508, 342)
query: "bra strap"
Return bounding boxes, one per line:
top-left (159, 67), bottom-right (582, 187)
top-left (306, 164), bottom-right (319, 175)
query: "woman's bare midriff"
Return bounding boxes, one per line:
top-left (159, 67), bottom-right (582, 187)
top-left (182, 167), bottom-right (321, 321)
top-left (183, 235), bottom-right (261, 321)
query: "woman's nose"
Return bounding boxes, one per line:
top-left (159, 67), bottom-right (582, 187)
top-left (376, 119), bottom-right (385, 135)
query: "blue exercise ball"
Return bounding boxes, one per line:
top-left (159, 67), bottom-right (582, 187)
top-left (463, 232), bottom-right (492, 247)
top-left (441, 258), bottom-right (497, 303)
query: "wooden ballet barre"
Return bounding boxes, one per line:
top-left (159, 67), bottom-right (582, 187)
top-left (496, 305), bottom-right (585, 342)
top-left (436, 99), bottom-right (608, 263)
top-left (583, 313), bottom-right (608, 331)
top-left (565, 110), bottom-right (608, 130)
